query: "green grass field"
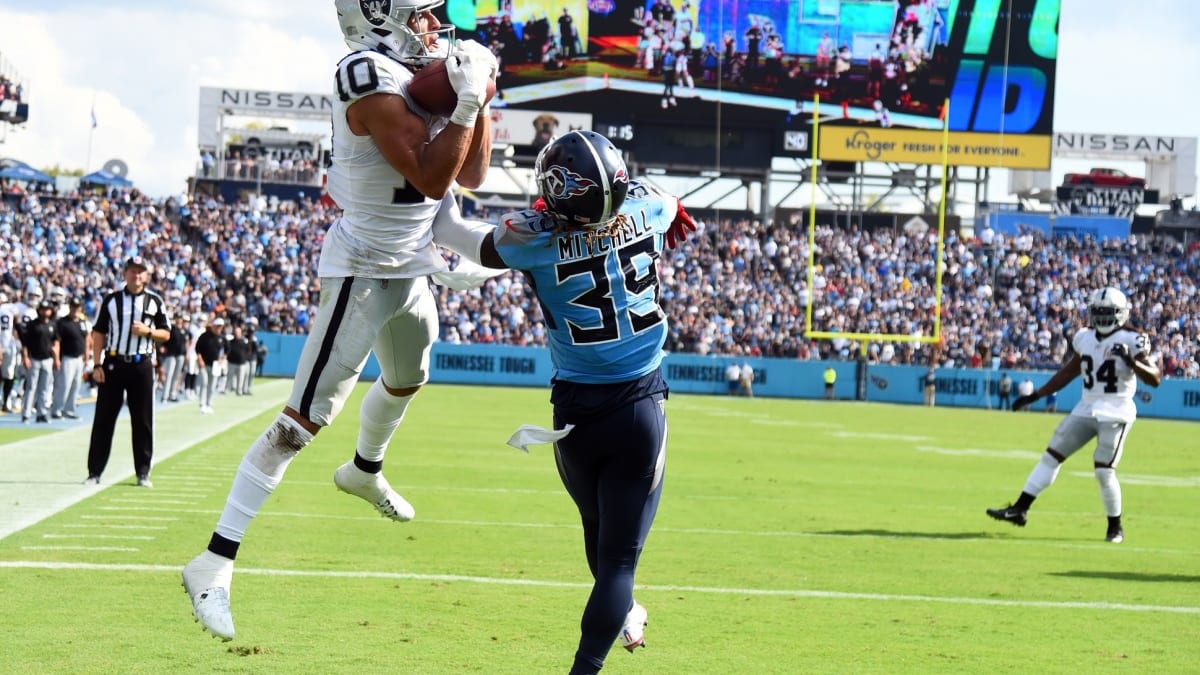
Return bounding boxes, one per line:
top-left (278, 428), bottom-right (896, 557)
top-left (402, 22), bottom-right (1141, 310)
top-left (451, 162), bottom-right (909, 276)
top-left (1, 384), bottom-right (1198, 674)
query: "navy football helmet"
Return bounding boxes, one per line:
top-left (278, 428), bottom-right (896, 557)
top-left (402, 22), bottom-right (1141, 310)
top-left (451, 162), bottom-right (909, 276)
top-left (534, 130), bottom-right (629, 228)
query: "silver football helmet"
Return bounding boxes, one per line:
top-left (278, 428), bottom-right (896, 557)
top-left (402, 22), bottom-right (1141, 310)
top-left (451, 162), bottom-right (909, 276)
top-left (335, 0), bottom-right (453, 66)
top-left (24, 286), bottom-right (43, 306)
top-left (1088, 287), bottom-right (1130, 335)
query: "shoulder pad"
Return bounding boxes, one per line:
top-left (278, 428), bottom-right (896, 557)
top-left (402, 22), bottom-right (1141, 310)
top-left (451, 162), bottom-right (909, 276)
top-left (626, 180), bottom-right (653, 201)
top-left (1069, 327), bottom-right (1089, 349)
top-left (494, 209), bottom-right (556, 247)
top-left (500, 209), bottom-right (556, 234)
top-left (335, 51), bottom-right (409, 103)
top-left (1133, 331), bottom-right (1152, 355)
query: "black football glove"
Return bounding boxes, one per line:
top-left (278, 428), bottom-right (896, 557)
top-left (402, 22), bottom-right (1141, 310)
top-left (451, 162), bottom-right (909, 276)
top-left (1012, 393), bottom-right (1040, 411)
top-left (1109, 342), bottom-right (1134, 366)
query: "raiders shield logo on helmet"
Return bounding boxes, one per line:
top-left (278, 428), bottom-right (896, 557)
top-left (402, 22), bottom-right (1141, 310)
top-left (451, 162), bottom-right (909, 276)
top-left (361, 0), bottom-right (392, 25)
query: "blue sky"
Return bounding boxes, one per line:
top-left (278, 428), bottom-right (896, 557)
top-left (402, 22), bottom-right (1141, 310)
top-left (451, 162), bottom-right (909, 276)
top-left (0, 0), bottom-right (1197, 206)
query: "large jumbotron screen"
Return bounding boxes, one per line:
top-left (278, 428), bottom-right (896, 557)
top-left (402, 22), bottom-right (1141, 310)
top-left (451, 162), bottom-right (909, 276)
top-left (444, 0), bottom-right (1059, 170)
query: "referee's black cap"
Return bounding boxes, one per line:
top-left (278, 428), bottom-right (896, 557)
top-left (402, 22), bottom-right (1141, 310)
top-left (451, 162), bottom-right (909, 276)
top-left (38, 299), bottom-right (55, 311)
top-left (125, 255), bottom-right (151, 272)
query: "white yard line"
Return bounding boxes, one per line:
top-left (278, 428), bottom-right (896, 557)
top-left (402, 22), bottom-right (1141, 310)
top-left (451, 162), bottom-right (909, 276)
top-left (1, 560), bottom-right (1196, 615)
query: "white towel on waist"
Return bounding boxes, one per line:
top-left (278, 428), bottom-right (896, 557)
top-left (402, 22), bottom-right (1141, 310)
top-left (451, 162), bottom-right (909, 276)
top-left (506, 423), bottom-right (575, 452)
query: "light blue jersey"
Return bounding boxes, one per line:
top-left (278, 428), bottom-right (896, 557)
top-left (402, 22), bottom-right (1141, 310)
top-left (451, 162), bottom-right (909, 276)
top-left (494, 181), bottom-right (677, 384)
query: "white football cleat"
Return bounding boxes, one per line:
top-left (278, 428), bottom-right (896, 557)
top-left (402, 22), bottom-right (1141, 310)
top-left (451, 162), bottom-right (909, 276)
top-left (334, 461), bottom-right (415, 522)
top-left (619, 601), bottom-right (648, 652)
top-left (182, 550), bottom-right (236, 641)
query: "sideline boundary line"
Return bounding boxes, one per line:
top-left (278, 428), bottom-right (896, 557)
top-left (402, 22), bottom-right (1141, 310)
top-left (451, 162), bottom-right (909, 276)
top-left (0, 379), bottom-right (292, 541)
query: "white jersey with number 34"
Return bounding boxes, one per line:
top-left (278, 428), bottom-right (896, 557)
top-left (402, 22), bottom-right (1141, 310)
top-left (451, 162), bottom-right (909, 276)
top-left (1070, 327), bottom-right (1149, 424)
top-left (322, 50), bottom-right (452, 279)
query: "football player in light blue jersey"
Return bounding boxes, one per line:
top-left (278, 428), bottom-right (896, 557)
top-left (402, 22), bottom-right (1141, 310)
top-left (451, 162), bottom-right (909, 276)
top-left (491, 178), bottom-right (673, 384)
top-left (435, 129), bottom-right (696, 674)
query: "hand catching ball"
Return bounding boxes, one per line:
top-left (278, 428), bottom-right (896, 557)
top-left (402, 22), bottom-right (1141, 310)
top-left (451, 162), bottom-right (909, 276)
top-left (407, 58), bottom-right (496, 117)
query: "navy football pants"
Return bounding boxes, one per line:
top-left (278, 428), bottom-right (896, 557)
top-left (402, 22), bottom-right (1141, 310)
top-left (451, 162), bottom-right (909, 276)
top-left (554, 393), bottom-right (666, 674)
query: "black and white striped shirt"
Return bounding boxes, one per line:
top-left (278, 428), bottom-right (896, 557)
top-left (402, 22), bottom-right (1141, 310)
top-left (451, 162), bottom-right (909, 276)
top-left (93, 287), bottom-right (170, 357)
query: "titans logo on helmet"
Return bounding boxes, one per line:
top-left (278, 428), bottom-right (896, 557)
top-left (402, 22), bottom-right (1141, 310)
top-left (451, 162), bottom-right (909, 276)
top-left (361, 0), bottom-right (392, 24)
top-left (541, 166), bottom-right (597, 203)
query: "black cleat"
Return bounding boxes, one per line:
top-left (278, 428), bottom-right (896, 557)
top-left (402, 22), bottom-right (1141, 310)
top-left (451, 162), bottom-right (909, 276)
top-left (1106, 525), bottom-right (1124, 544)
top-left (986, 505), bottom-right (1028, 527)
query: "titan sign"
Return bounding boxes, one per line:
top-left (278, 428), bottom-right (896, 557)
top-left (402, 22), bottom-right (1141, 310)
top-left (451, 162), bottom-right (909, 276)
top-left (1054, 185), bottom-right (1159, 218)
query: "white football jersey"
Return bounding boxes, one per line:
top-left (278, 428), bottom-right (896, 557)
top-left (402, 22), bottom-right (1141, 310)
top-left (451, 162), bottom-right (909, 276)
top-left (0, 302), bottom-right (22, 349)
top-left (322, 50), bottom-right (452, 279)
top-left (1070, 327), bottom-right (1148, 423)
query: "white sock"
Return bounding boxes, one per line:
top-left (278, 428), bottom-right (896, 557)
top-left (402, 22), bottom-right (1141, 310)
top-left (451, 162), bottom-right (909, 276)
top-left (1095, 467), bottom-right (1122, 517)
top-left (1022, 453), bottom-right (1061, 497)
top-left (214, 414), bottom-right (314, 542)
top-left (355, 378), bottom-right (414, 464)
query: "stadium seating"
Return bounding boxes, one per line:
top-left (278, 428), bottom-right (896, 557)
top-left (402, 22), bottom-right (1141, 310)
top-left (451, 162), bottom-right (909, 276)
top-left (0, 188), bottom-right (1196, 378)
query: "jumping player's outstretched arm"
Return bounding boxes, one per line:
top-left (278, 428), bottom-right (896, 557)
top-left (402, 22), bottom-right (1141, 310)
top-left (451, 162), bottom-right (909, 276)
top-left (430, 192), bottom-right (508, 269)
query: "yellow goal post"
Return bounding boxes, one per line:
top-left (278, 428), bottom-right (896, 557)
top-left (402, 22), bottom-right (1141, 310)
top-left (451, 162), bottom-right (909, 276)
top-left (802, 95), bottom-right (951, 351)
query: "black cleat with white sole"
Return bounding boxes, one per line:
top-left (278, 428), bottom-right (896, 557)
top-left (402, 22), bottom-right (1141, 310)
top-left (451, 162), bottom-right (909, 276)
top-left (986, 505), bottom-right (1028, 527)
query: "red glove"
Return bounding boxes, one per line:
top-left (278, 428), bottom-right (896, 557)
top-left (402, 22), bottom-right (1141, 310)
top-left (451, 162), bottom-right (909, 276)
top-left (665, 200), bottom-right (697, 249)
top-left (531, 197), bottom-right (547, 212)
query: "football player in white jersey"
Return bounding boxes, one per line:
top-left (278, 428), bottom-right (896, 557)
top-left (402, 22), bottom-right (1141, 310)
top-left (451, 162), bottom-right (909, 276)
top-left (986, 287), bottom-right (1161, 543)
top-left (8, 287), bottom-right (43, 413)
top-left (183, 0), bottom-right (498, 641)
top-left (0, 291), bottom-right (23, 412)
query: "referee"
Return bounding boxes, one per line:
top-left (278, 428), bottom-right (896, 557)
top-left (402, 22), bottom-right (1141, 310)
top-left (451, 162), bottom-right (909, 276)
top-left (84, 256), bottom-right (171, 487)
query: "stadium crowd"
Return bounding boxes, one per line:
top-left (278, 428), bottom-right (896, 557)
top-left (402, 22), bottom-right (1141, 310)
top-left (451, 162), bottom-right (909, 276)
top-left (1, 184), bottom-right (1198, 385)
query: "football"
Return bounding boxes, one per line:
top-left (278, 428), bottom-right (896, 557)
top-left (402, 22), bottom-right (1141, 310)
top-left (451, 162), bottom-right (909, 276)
top-left (407, 58), bottom-right (496, 117)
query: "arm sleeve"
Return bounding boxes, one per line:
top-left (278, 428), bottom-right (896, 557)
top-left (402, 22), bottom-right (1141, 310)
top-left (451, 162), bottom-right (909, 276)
top-left (431, 192), bottom-right (501, 266)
